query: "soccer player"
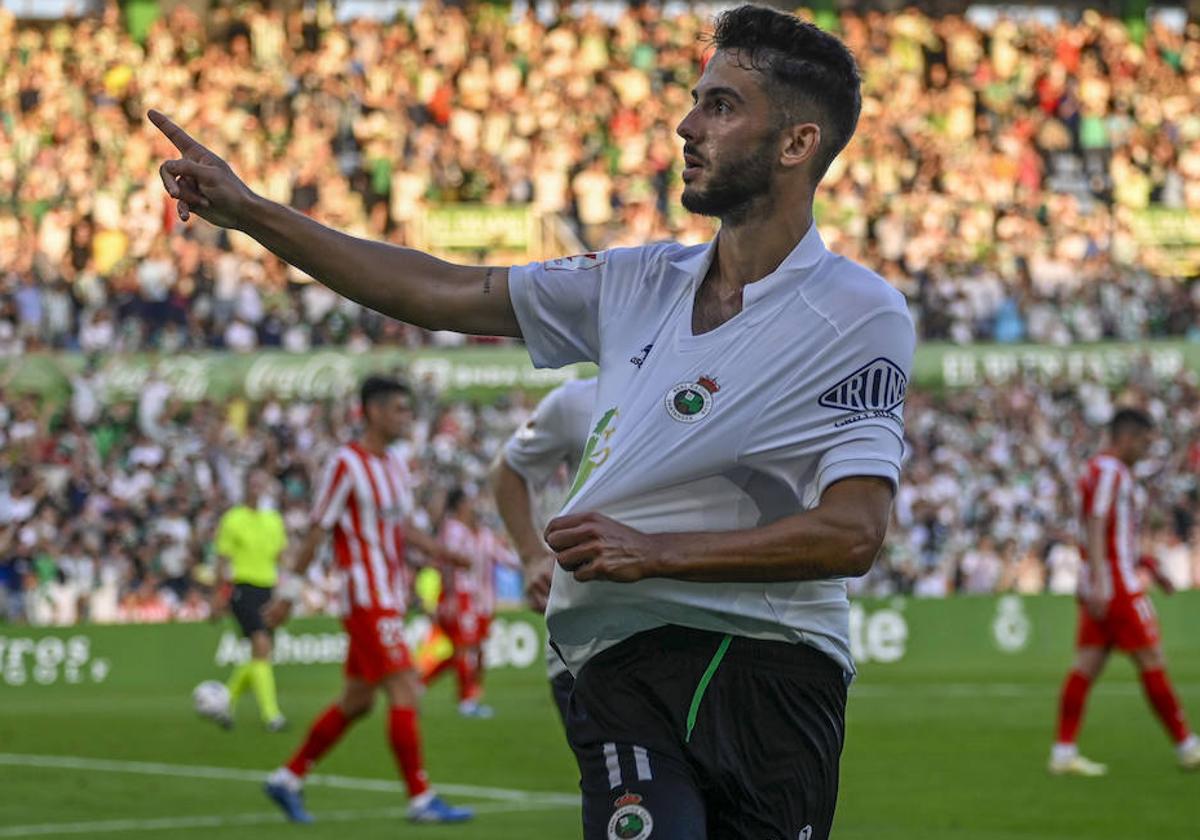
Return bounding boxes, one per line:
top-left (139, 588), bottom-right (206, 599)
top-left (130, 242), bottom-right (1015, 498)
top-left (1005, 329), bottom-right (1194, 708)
top-left (490, 377), bottom-right (597, 727)
top-left (423, 486), bottom-right (518, 718)
top-left (1050, 408), bottom-right (1200, 775)
top-left (260, 376), bottom-right (473, 824)
top-left (154, 7), bottom-right (912, 835)
top-left (208, 468), bottom-right (288, 731)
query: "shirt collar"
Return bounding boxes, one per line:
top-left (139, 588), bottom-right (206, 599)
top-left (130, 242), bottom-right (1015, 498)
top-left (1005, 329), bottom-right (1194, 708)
top-left (669, 223), bottom-right (828, 309)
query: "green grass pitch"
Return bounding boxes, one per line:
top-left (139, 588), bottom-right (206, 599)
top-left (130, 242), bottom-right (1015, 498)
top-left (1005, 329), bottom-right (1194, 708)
top-left (1, 595), bottom-right (1197, 838)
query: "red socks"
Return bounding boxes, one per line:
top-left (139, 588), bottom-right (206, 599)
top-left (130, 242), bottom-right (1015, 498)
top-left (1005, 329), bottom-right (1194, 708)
top-left (455, 652), bottom-right (481, 703)
top-left (1058, 667), bottom-right (1191, 746)
top-left (389, 706), bottom-right (430, 797)
top-left (286, 705), bottom-right (349, 777)
top-left (283, 703), bottom-right (432, 798)
top-left (1140, 668), bottom-right (1191, 744)
top-left (1056, 670), bottom-right (1091, 745)
top-left (422, 656), bottom-right (455, 686)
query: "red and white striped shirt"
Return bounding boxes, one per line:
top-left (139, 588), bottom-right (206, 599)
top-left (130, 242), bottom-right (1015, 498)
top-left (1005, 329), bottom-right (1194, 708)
top-left (311, 442), bottom-right (416, 614)
top-left (439, 516), bottom-right (518, 617)
top-left (1077, 453), bottom-right (1144, 602)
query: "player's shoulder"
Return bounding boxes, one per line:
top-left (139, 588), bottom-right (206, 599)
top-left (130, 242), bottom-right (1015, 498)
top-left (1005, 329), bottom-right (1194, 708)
top-left (1089, 453), bottom-right (1127, 474)
top-left (442, 516), bottom-right (470, 537)
top-left (586, 240), bottom-right (700, 287)
top-left (547, 377), bottom-right (599, 410)
top-left (801, 253), bottom-right (912, 334)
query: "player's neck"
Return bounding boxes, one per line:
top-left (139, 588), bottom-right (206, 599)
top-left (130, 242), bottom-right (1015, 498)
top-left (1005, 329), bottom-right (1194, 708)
top-left (359, 431), bottom-right (389, 456)
top-left (714, 201), bottom-right (814, 292)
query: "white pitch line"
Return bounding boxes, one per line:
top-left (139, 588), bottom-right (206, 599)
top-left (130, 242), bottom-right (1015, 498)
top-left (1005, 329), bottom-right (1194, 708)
top-left (0, 801), bottom-right (561, 838)
top-left (851, 681), bottom-right (1200, 698)
top-left (0, 753), bottom-right (579, 807)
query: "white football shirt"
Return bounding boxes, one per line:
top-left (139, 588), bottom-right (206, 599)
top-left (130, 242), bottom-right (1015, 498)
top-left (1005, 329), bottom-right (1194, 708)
top-left (503, 377), bottom-right (599, 516)
top-left (508, 225), bottom-right (914, 676)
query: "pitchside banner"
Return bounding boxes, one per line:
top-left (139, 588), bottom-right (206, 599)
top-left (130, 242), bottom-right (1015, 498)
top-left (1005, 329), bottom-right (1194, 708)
top-left (2, 595), bottom-right (1198, 690)
top-left (1, 348), bottom-right (591, 404)
top-left (7, 342), bottom-right (1200, 404)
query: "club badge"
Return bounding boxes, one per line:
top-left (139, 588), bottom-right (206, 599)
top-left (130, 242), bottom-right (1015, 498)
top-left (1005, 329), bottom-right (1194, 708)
top-left (608, 792), bottom-right (653, 840)
top-left (665, 375), bottom-right (719, 424)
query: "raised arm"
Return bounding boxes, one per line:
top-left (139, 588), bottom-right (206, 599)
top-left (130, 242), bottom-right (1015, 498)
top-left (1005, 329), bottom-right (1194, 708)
top-left (149, 110), bottom-right (520, 338)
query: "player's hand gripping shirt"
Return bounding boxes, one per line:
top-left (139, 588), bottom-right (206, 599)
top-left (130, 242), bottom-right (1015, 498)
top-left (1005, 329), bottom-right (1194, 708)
top-left (507, 226), bottom-right (915, 675)
top-left (310, 442), bottom-right (415, 615)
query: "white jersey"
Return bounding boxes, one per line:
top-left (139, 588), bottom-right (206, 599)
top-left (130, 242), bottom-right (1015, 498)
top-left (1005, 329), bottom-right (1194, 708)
top-left (503, 377), bottom-right (598, 527)
top-left (501, 377), bottom-right (597, 679)
top-left (508, 225), bottom-right (914, 676)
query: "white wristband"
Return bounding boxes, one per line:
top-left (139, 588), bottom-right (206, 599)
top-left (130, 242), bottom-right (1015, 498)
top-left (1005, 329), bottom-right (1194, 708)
top-left (276, 576), bottom-right (304, 603)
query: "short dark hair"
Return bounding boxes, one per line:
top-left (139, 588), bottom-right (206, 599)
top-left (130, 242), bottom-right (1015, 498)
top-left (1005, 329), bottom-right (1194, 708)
top-left (360, 375), bottom-right (411, 410)
top-left (710, 5), bottom-right (861, 180)
top-left (445, 486), bottom-right (467, 514)
top-left (1110, 407), bottom-right (1153, 437)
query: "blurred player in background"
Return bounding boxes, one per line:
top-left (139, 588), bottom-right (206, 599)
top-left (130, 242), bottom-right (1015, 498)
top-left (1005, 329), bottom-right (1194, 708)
top-left (261, 376), bottom-right (473, 824)
top-left (1050, 408), bottom-right (1200, 775)
top-left (490, 377), bottom-right (597, 727)
top-left (422, 486), bottom-right (518, 718)
top-left (208, 468), bottom-right (288, 731)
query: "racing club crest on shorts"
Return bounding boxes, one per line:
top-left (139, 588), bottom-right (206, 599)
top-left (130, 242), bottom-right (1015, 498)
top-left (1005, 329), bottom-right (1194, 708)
top-left (607, 792), bottom-right (653, 840)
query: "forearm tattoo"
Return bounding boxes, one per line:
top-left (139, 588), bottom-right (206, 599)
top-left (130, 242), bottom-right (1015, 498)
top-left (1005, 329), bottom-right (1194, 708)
top-left (483, 267), bottom-right (494, 294)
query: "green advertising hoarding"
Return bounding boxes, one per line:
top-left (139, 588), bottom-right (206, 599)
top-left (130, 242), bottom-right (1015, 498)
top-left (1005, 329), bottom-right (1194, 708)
top-left (1, 347), bottom-right (592, 404)
top-left (5, 341), bottom-right (1200, 406)
top-left (2, 593), bottom-right (1198, 690)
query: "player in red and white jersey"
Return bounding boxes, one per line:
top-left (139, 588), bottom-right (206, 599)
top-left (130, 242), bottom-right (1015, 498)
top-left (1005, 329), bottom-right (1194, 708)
top-left (1051, 408), bottom-right (1200, 775)
top-left (262, 377), bottom-right (473, 825)
top-left (423, 487), bottom-right (518, 718)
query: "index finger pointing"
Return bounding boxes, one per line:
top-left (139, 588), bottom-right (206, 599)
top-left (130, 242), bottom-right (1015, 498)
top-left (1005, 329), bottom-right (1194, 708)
top-left (148, 110), bottom-right (206, 156)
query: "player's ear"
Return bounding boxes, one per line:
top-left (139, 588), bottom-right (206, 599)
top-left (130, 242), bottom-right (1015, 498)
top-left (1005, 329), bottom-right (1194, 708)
top-left (779, 121), bottom-right (820, 170)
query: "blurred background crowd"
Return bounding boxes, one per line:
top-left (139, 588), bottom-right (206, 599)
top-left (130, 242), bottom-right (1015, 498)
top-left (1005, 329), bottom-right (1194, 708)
top-left (3, 0), bottom-right (1200, 625)
top-left (0, 368), bottom-right (540, 625)
top-left (2, 1), bottom-right (1200, 352)
top-left (3, 365), bottom-right (1200, 626)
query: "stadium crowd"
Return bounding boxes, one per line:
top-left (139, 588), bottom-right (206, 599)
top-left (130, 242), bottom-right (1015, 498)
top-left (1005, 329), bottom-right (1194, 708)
top-left (3, 363), bottom-right (1200, 626)
top-left (0, 365), bottom-right (542, 625)
top-left (2, 2), bottom-right (1200, 352)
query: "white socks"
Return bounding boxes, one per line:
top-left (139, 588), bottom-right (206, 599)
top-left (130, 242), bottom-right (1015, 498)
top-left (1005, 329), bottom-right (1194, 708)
top-left (408, 790), bottom-right (437, 810)
top-left (1051, 743), bottom-right (1078, 762)
top-left (1176, 734), bottom-right (1199, 757)
top-left (267, 766), bottom-right (302, 792)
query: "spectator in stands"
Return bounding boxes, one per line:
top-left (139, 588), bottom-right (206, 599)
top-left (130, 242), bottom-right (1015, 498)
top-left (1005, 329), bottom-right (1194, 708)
top-left (2, 3), bottom-right (1199, 350)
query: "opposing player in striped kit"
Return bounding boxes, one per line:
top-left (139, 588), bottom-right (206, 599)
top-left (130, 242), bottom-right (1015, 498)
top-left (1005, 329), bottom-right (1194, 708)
top-left (1050, 408), bottom-right (1200, 775)
top-left (423, 486), bottom-right (519, 718)
top-left (262, 376), bottom-right (473, 824)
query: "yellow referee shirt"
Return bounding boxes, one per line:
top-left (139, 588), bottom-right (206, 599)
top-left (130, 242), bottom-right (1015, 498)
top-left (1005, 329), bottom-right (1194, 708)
top-left (215, 506), bottom-right (287, 588)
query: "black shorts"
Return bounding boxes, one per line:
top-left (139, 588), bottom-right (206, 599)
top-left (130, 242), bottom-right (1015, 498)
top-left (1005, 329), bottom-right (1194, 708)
top-left (550, 669), bottom-right (574, 731)
top-left (566, 625), bottom-right (847, 840)
top-left (230, 584), bottom-right (273, 638)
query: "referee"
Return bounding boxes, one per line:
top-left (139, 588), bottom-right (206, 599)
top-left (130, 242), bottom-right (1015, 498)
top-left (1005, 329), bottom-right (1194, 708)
top-left (155, 6), bottom-right (912, 836)
top-left (214, 468), bottom-right (288, 731)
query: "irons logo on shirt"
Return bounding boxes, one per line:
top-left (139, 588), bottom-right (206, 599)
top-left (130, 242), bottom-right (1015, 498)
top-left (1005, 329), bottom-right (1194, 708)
top-left (819, 357), bottom-right (906, 428)
top-left (545, 252), bottom-right (607, 271)
top-left (665, 375), bottom-right (719, 424)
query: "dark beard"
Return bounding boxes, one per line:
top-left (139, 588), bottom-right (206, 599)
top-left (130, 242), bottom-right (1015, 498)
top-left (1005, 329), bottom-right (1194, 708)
top-left (681, 132), bottom-right (777, 226)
